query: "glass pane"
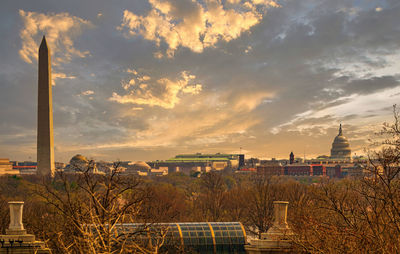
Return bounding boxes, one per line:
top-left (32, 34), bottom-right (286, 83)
top-left (199, 238), bottom-right (205, 245)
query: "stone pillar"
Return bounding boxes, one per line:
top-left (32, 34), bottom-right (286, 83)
top-left (0, 201), bottom-right (50, 253)
top-left (8, 201), bottom-right (25, 232)
top-left (272, 201), bottom-right (289, 229)
top-left (4, 201), bottom-right (34, 241)
top-left (262, 201), bottom-right (292, 240)
top-left (245, 201), bottom-right (296, 253)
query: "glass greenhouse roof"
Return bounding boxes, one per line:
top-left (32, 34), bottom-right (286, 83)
top-left (115, 222), bottom-right (246, 254)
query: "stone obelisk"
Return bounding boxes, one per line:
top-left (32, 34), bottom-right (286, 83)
top-left (37, 36), bottom-right (55, 176)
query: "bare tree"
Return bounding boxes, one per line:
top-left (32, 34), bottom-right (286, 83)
top-left (292, 105), bottom-right (400, 253)
top-left (141, 184), bottom-right (187, 223)
top-left (244, 173), bottom-right (278, 238)
top-left (34, 162), bottom-right (165, 254)
top-left (195, 171), bottom-right (227, 221)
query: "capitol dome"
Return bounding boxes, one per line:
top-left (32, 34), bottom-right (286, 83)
top-left (330, 124), bottom-right (351, 159)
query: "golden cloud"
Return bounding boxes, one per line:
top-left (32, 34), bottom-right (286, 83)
top-left (110, 71), bottom-right (202, 109)
top-left (119, 0), bottom-right (279, 57)
top-left (80, 90), bottom-right (95, 96)
top-left (105, 84), bottom-right (272, 150)
top-left (232, 91), bottom-right (274, 112)
top-left (19, 10), bottom-right (92, 64)
top-left (74, 98), bottom-right (261, 150)
top-left (52, 72), bottom-right (76, 86)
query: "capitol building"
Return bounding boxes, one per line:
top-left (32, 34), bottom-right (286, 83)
top-left (330, 124), bottom-right (351, 160)
top-left (299, 124), bottom-right (354, 169)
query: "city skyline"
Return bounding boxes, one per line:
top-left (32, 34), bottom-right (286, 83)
top-left (1, 0), bottom-right (399, 163)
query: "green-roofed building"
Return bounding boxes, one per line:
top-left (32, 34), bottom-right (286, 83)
top-left (148, 153), bottom-right (245, 175)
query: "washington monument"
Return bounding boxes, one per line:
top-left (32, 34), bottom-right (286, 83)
top-left (37, 36), bottom-right (55, 176)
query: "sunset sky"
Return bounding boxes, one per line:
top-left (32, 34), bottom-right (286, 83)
top-left (1, 0), bottom-right (399, 163)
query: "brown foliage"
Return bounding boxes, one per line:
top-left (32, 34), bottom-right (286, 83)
top-left (3, 107), bottom-right (400, 253)
top-left (291, 105), bottom-right (400, 253)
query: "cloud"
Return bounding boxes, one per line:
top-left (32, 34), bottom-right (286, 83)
top-left (52, 72), bottom-right (76, 86)
top-left (3, 0), bottom-right (400, 162)
top-left (122, 78), bottom-right (136, 90)
top-left (19, 10), bottom-right (92, 64)
top-left (138, 75), bottom-right (151, 82)
top-left (232, 91), bottom-right (274, 112)
top-left (131, 107), bottom-right (143, 111)
top-left (245, 45), bottom-right (252, 53)
top-left (106, 81), bottom-right (271, 151)
top-left (80, 90), bottom-right (95, 96)
top-left (82, 93), bottom-right (262, 150)
top-left (272, 85), bottom-right (400, 135)
top-left (126, 68), bottom-right (138, 75)
top-left (119, 0), bottom-right (279, 57)
top-left (110, 70), bottom-right (202, 109)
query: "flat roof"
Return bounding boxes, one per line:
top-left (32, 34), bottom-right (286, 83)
top-left (175, 154), bottom-right (241, 157)
top-left (166, 157), bottom-right (230, 162)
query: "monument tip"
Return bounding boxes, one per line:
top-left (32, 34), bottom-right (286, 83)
top-left (39, 35), bottom-right (48, 50)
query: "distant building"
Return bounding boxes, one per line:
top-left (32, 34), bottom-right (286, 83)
top-left (65, 154), bottom-right (99, 173)
top-left (307, 158), bottom-right (350, 165)
top-left (17, 161), bottom-right (37, 166)
top-left (124, 161), bottom-right (151, 174)
top-left (284, 164), bottom-right (313, 176)
top-left (174, 153), bottom-right (242, 169)
top-left (238, 154), bottom-right (245, 168)
top-left (149, 153), bottom-right (244, 174)
top-left (13, 166), bottom-right (37, 175)
top-left (260, 158), bottom-right (289, 166)
top-left (55, 162), bottom-right (66, 169)
top-left (289, 152), bottom-right (294, 164)
top-left (326, 165), bottom-right (342, 178)
top-left (0, 158), bottom-right (19, 175)
top-left (342, 163), bottom-right (365, 178)
top-left (245, 158), bottom-right (260, 168)
top-left (246, 125), bottom-right (353, 178)
top-left (257, 163), bottom-right (284, 175)
top-left (330, 124), bottom-right (351, 160)
top-left (149, 160), bottom-right (209, 175)
top-left (96, 161), bottom-right (116, 173)
top-left (310, 164), bottom-right (326, 176)
top-left (11, 161), bottom-right (37, 174)
top-left (149, 168), bottom-right (168, 176)
top-left (236, 168), bottom-right (257, 174)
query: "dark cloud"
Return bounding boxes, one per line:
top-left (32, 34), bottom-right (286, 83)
top-left (345, 76), bottom-right (400, 95)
